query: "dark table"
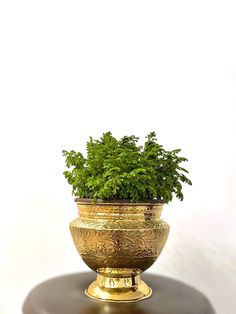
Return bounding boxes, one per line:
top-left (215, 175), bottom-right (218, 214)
top-left (23, 272), bottom-right (215, 314)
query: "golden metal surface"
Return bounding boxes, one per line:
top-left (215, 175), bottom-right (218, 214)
top-left (69, 199), bottom-right (170, 302)
top-left (85, 273), bottom-right (152, 302)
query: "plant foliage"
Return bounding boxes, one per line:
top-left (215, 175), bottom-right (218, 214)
top-left (63, 132), bottom-right (192, 203)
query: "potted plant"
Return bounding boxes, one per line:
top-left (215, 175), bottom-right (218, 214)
top-left (63, 131), bottom-right (192, 302)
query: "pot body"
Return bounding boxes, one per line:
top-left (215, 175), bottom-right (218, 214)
top-left (70, 199), bottom-right (170, 302)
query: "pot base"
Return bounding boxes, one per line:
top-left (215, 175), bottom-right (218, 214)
top-left (85, 271), bottom-right (152, 302)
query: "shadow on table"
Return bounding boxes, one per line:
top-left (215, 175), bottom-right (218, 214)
top-left (79, 302), bottom-right (148, 314)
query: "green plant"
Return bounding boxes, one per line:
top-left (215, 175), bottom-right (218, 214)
top-left (62, 132), bottom-right (192, 203)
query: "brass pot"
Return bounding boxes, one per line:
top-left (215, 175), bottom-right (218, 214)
top-left (69, 198), bottom-right (170, 302)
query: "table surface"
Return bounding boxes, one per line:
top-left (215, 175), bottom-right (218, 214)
top-left (23, 272), bottom-right (215, 314)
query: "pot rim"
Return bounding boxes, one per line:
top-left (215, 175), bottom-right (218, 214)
top-left (74, 197), bottom-right (165, 205)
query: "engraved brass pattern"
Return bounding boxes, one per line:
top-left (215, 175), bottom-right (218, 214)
top-left (69, 199), bottom-right (170, 302)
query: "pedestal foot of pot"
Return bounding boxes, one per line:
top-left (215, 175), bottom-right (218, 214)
top-left (85, 271), bottom-right (152, 302)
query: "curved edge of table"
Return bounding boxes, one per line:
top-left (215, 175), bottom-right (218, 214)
top-left (22, 272), bottom-right (216, 314)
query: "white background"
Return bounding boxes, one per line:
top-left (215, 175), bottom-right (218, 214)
top-left (0, 1), bottom-right (236, 313)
